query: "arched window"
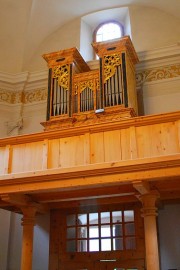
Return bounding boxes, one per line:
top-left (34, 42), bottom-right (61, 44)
top-left (94, 21), bottom-right (123, 43)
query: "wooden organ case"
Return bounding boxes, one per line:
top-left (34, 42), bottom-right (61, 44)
top-left (42, 36), bottom-right (139, 131)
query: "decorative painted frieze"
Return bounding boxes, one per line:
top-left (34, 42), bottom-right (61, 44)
top-left (0, 89), bottom-right (22, 104)
top-left (0, 89), bottom-right (13, 104)
top-left (0, 88), bottom-right (47, 104)
top-left (136, 64), bottom-right (180, 86)
top-left (23, 88), bottom-right (47, 104)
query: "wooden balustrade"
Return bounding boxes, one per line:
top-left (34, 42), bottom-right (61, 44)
top-left (0, 111), bottom-right (180, 178)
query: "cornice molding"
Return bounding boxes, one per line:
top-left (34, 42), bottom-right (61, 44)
top-left (0, 70), bottom-right (48, 92)
top-left (137, 43), bottom-right (180, 63)
top-left (27, 70), bottom-right (48, 82)
top-left (0, 71), bottom-right (29, 84)
top-left (0, 70), bottom-right (48, 84)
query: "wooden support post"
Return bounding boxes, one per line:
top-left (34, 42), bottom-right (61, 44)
top-left (129, 126), bottom-right (137, 159)
top-left (42, 139), bottom-right (49, 170)
top-left (4, 145), bottom-right (12, 174)
top-left (139, 191), bottom-right (160, 270)
top-left (21, 206), bottom-right (37, 270)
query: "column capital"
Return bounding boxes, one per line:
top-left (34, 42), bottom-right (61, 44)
top-left (21, 206), bottom-right (37, 226)
top-left (139, 190), bottom-right (160, 217)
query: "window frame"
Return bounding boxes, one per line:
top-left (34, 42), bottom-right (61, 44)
top-left (66, 209), bottom-right (136, 253)
top-left (93, 20), bottom-right (124, 43)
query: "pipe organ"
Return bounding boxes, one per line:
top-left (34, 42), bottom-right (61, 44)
top-left (42, 36), bottom-right (139, 130)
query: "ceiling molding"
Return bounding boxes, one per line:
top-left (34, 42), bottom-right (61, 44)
top-left (137, 43), bottom-right (180, 70)
top-left (0, 70), bottom-right (48, 92)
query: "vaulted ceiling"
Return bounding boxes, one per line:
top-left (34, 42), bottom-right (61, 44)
top-left (0, 0), bottom-right (180, 73)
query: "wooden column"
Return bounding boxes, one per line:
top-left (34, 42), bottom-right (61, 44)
top-left (140, 191), bottom-right (160, 270)
top-left (21, 206), bottom-right (37, 270)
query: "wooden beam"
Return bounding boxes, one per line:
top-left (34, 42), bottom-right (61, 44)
top-left (48, 194), bottom-right (138, 209)
top-left (0, 194), bottom-right (49, 213)
top-left (31, 184), bottom-right (134, 202)
top-left (0, 199), bottom-right (11, 207)
top-left (0, 154), bottom-right (179, 195)
top-left (1, 193), bottom-right (31, 205)
top-left (133, 181), bottom-right (150, 195)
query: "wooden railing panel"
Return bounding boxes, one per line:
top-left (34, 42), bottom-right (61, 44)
top-left (120, 128), bottom-right (131, 160)
top-left (136, 125), bottom-right (152, 158)
top-left (159, 122), bottom-right (179, 155)
top-left (48, 135), bottom-right (85, 169)
top-left (150, 123), bottom-right (170, 157)
top-left (90, 132), bottom-right (105, 164)
top-left (104, 130), bottom-right (121, 162)
top-left (48, 139), bottom-right (60, 169)
top-left (10, 144), bottom-right (24, 173)
top-left (136, 122), bottom-right (179, 159)
top-left (11, 142), bottom-right (44, 173)
top-left (59, 135), bottom-right (85, 167)
top-left (138, 123), bottom-right (179, 158)
top-left (0, 147), bottom-right (6, 174)
top-left (176, 120), bottom-right (180, 149)
top-left (129, 126), bottom-right (138, 159)
top-left (84, 133), bottom-right (90, 165)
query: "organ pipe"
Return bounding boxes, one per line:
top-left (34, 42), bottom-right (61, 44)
top-left (104, 65), bottom-right (123, 108)
top-left (80, 87), bottom-right (94, 113)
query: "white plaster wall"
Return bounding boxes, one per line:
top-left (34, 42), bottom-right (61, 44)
top-left (0, 105), bottom-right (11, 138)
top-left (26, 18), bottom-right (81, 72)
top-left (0, 103), bottom-right (27, 138)
top-left (0, 0), bottom-right (33, 73)
top-left (0, 102), bottom-right (46, 138)
top-left (124, 9), bottom-right (132, 38)
top-left (7, 213), bottom-right (22, 270)
top-left (6, 212), bottom-right (50, 270)
top-left (158, 204), bottom-right (180, 270)
top-left (0, 210), bottom-right (11, 270)
top-left (143, 78), bottom-right (180, 115)
top-left (129, 6), bottom-right (180, 52)
top-left (80, 19), bottom-right (93, 61)
top-left (0, 103), bottom-right (23, 138)
top-left (33, 213), bottom-right (50, 270)
top-left (19, 102), bottom-right (46, 136)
